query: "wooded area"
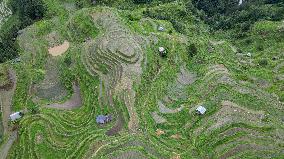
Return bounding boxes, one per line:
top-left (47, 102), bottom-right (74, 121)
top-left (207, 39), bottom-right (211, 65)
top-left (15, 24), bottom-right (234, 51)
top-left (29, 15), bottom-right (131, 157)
top-left (0, 0), bottom-right (46, 63)
top-left (1, 0), bottom-right (284, 63)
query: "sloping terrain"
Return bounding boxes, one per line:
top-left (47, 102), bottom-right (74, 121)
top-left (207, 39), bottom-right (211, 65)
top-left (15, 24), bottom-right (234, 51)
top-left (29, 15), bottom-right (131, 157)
top-left (0, 1), bottom-right (283, 159)
top-left (0, 0), bottom-right (12, 28)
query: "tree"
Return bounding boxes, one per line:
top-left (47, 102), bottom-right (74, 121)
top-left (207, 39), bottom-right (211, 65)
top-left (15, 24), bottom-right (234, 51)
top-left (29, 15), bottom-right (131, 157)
top-left (11, 0), bottom-right (46, 28)
top-left (0, 0), bottom-right (46, 63)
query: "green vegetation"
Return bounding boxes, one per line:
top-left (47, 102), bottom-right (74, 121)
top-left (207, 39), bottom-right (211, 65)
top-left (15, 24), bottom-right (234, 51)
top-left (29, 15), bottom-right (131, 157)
top-left (0, 0), bottom-right (283, 159)
top-left (191, 0), bottom-right (284, 34)
top-left (0, 0), bottom-right (46, 63)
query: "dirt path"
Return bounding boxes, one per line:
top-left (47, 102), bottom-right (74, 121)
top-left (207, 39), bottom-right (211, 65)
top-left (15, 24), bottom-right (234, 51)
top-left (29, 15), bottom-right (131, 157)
top-left (0, 69), bottom-right (17, 135)
top-left (46, 83), bottom-right (82, 110)
top-left (48, 41), bottom-right (70, 56)
top-left (0, 131), bottom-right (17, 159)
top-left (0, 69), bottom-right (17, 159)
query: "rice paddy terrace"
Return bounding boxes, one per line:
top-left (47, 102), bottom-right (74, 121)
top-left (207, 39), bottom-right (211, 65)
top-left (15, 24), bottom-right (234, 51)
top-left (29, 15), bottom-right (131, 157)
top-left (0, 2), bottom-right (284, 159)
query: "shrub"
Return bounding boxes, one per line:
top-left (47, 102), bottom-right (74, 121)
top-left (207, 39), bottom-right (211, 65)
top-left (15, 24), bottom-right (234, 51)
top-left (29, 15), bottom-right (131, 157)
top-left (27, 98), bottom-right (39, 114)
top-left (258, 59), bottom-right (268, 66)
top-left (67, 12), bottom-right (99, 42)
top-left (279, 91), bottom-right (284, 102)
top-left (170, 19), bottom-right (185, 33)
top-left (256, 44), bottom-right (264, 51)
top-left (187, 43), bottom-right (198, 57)
top-left (64, 55), bottom-right (72, 66)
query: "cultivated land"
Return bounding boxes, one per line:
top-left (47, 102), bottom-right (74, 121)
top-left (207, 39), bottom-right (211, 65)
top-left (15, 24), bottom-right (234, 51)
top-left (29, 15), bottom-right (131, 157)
top-left (0, 1), bottom-right (284, 159)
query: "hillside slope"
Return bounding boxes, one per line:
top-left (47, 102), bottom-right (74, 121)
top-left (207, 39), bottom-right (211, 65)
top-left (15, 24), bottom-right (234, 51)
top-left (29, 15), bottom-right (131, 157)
top-left (0, 0), bottom-right (283, 159)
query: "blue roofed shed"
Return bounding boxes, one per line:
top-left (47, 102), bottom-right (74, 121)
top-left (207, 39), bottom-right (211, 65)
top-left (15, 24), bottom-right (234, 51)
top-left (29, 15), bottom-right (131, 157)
top-left (96, 115), bottom-right (107, 124)
top-left (96, 115), bottom-right (112, 124)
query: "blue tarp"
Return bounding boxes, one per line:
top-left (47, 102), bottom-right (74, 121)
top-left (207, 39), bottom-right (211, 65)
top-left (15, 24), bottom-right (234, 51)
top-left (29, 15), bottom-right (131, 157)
top-left (96, 115), bottom-right (107, 124)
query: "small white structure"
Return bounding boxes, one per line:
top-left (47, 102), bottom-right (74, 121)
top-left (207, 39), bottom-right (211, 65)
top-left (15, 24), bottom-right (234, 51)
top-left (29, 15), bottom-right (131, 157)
top-left (238, 0), bottom-right (243, 6)
top-left (196, 106), bottom-right (206, 115)
top-left (158, 26), bottom-right (164, 31)
top-left (246, 52), bottom-right (252, 57)
top-left (159, 47), bottom-right (165, 53)
top-left (10, 112), bottom-right (23, 121)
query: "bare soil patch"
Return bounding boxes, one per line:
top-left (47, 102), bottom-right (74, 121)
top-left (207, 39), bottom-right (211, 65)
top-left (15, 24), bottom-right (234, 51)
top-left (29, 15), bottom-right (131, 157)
top-left (170, 134), bottom-right (181, 139)
top-left (46, 82), bottom-right (82, 110)
top-left (156, 129), bottom-right (165, 136)
top-left (48, 41), bottom-right (70, 56)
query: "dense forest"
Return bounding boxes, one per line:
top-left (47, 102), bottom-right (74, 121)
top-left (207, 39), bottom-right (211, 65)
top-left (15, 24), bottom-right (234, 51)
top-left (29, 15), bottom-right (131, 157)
top-left (0, 0), bottom-right (284, 63)
top-left (0, 0), bottom-right (46, 63)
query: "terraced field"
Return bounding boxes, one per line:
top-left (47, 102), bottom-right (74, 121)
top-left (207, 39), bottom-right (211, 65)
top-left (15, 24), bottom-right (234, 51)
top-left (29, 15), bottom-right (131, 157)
top-left (0, 1), bottom-right (283, 159)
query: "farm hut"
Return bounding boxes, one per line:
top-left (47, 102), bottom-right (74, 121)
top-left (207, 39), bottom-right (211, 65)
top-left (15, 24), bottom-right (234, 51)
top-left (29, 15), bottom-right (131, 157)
top-left (10, 112), bottom-right (23, 121)
top-left (159, 47), bottom-right (165, 53)
top-left (158, 26), bottom-right (164, 31)
top-left (158, 47), bottom-right (166, 57)
top-left (15, 57), bottom-right (21, 62)
top-left (196, 106), bottom-right (206, 115)
top-left (96, 115), bottom-right (112, 124)
top-left (246, 52), bottom-right (252, 57)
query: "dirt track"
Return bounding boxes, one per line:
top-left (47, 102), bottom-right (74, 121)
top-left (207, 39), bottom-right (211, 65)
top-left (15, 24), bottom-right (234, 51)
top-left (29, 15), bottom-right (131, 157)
top-left (0, 69), bottom-right (17, 159)
top-left (0, 131), bottom-right (17, 159)
top-left (0, 69), bottom-right (17, 135)
top-left (46, 83), bottom-right (82, 110)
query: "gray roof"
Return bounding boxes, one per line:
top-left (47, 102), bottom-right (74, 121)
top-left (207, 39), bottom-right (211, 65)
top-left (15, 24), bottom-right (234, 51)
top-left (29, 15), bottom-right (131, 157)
top-left (159, 47), bottom-right (165, 53)
top-left (158, 26), bottom-right (164, 31)
top-left (196, 106), bottom-right (206, 115)
top-left (10, 112), bottom-right (22, 121)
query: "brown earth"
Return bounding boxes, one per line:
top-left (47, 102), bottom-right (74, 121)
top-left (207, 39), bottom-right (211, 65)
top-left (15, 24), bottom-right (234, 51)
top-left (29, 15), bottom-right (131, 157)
top-left (170, 134), bottom-right (181, 139)
top-left (0, 69), bottom-right (17, 135)
top-left (156, 129), bottom-right (165, 136)
top-left (48, 41), bottom-right (70, 56)
top-left (46, 82), bottom-right (82, 110)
